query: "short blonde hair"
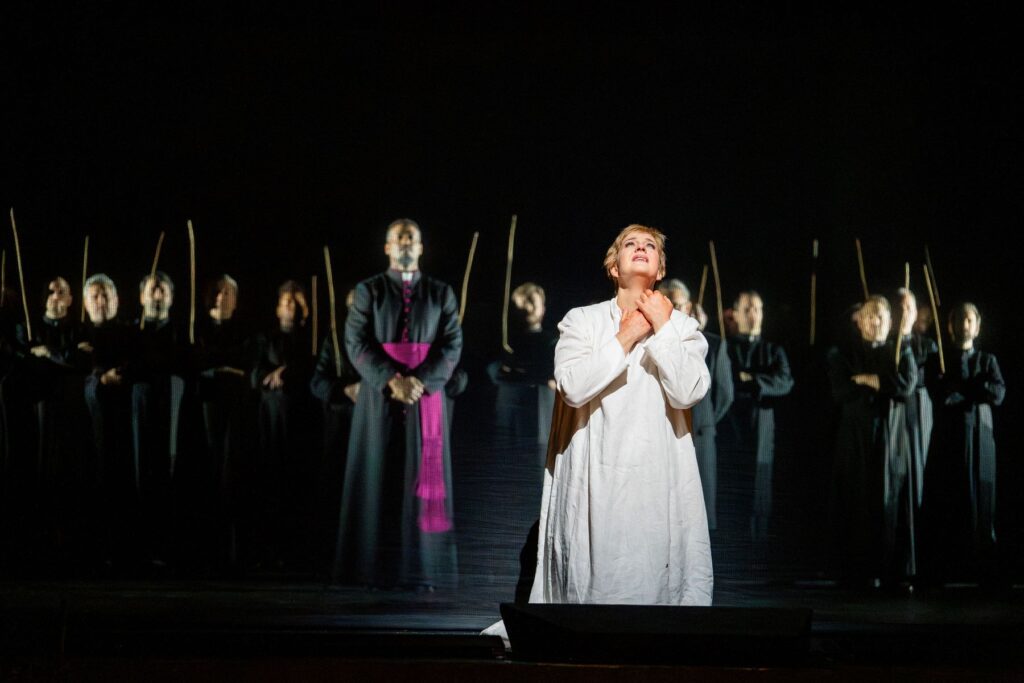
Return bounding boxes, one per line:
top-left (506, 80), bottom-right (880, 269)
top-left (603, 224), bottom-right (667, 286)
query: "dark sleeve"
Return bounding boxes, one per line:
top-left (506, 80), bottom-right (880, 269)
top-left (712, 340), bottom-right (734, 424)
top-left (754, 344), bottom-right (795, 399)
top-left (411, 284), bottom-right (463, 394)
top-left (827, 347), bottom-right (860, 403)
top-left (344, 281), bottom-right (402, 391)
top-left (880, 346), bottom-right (917, 399)
top-left (968, 353), bottom-right (1006, 406)
top-left (310, 335), bottom-right (343, 403)
top-left (249, 333), bottom-right (272, 390)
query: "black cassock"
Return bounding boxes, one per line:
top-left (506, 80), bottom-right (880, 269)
top-left (719, 334), bottom-right (794, 540)
top-left (901, 332), bottom-right (938, 508)
top-left (922, 347), bottom-right (1005, 578)
top-left (488, 327), bottom-right (557, 453)
top-left (126, 317), bottom-right (187, 563)
top-left (333, 270), bottom-right (462, 588)
top-left (692, 331), bottom-right (734, 531)
top-left (310, 332), bottom-right (360, 568)
top-left (249, 323), bottom-right (313, 565)
top-left (827, 339), bottom-right (916, 582)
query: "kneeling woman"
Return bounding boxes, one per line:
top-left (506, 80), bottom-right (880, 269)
top-left (530, 224), bottom-right (712, 605)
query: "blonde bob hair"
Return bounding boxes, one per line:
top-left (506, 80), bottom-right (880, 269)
top-left (603, 224), bottom-right (667, 286)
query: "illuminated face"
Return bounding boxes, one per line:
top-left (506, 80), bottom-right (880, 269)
top-left (45, 278), bottom-right (72, 320)
top-left (515, 290), bottom-right (546, 328)
top-left (611, 230), bottom-right (664, 284)
top-left (85, 283), bottom-right (118, 323)
top-left (212, 282), bottom-right (238, 320)
top-left (735, 294), bottom-right (764, 335)
top-left (898, 293), bottom-right (917, 337)
top-left (277, 291), bottom-right (301, 327)
top-left (857, 302), bottom-right (891, 343)
top-left (384, 224), bottom-right (423, 271)
top-left (140, 277), bottom-right (173, 319)
top-left (950, 309), bottom-right (980, 345)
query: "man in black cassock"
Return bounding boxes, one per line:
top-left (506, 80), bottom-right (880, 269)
top-left (828, 296), bottom-right (917, 587)
top-left (659, 278), bottom-right (733, 531)
top-left (332, 219), bottom-right (462, 589)
top-left (893, 288), bottom-right (938, 510)
top-left (79, 274), bottom-right (134, 569)
top-left (194, 274), bottom-right (249, 570)
top-left (127, 271), bottom-right (186, 567)
top-left (719, 290), bottom-right (793, 543)
top-left (249, 280), bottom-right (313, 569)
top-left (488, 282), bottom-right (556, 451)
top-left (922, 303), bottom-right (1005, 581)
top-left (2, 277), bottom-right (85, 567)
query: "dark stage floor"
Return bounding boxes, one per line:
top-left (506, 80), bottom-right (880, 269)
top-left (3, 577), bottom-right (1023, 669)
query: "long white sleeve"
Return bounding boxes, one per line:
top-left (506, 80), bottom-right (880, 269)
top-left (643, 312), bottom-right (711, 410)
top-left (554, 306), bottom-right (628, 408)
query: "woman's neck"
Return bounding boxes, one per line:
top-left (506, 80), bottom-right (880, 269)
top-left (616, 282), bottom-right (650, 312)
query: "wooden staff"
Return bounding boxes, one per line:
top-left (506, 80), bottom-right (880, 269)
top-left (696, 264), bottom-right (709, 310)
top-left (9, 208), bottom-right (32, 341)
top-left (140, 231), bottom-right (166, 330)
top-left (709, 240), bottom-right (725, 340)
top-left (458, 231), bottom-right (479, 325)
top-left (311, 275), bottom-right (319, 356)
top-left (924, 245), bottom-right (941, 307)
top-left (894, 306), bottom-right (905, 368)
top-left (80, 236), bottom-right (90, 323)
top-left (187, 220), bottom-right (196, 344)
top-left (904, 261), bottom-right (910, 291)
top-left (501, 215), bottom-right (517, 354)
top-left (923, 263), bottom-right (945, 374)
top-left (2, 249), bottom-right (6, 307)
top-left (810, 239), bottom-right (818, 346)
top-left (855, 238), bottom-right (869, 300)
top-left (323, 246), bottom-right (342, 376)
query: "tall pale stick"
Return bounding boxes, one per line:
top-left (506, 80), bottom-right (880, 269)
top-left (855, 238), bottom-right (869, 300)
top-left (501, 215), bottom-right (518, 353)
top-left (311, 275), bottom-right (319, 356)
top-left (80, 236), bottom-right (90, 323)
top-left (323, 246), bottom-right (342, 376)
top-left (709, 240), bottom-right (725, 340)
top-left (924, 245), bottom-right (942, 307)
top-left (904, 261), bottom-right (910, 291)
top-left (458, 232), bottom-right (479, 325)
top-left (1, 249), bottom-right (5, 307)
top-left (9, 208), bottom-right (32, 341)
top-left (140, 231), bottom-right (166, 330)
top-left (187, 220), bottom-right (196, 344)
top-left (923, 264), bottom-right (945, 374)
top-left (696, 264), bottom-right (709, 310)
top-left (894, 308), bottom-right (905, 368)
top-left (810, 239), bottom-right (819, 346)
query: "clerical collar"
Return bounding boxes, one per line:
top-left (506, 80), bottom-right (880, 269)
top-left (745, 334), bottom-right (761, 343)
top-left (387, 269), bottom-right (421, 285)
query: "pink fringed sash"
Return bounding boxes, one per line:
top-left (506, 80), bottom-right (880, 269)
top-left (382, 342), bottom-right (451, 533)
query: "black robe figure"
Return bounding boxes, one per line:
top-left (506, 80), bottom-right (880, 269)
top-left (827, 338), bottom-right (917, 584)
top-left (901, 331), bottom-right (938, 508)
top-left (922, 347), bottom-right (1005, 580)
top-left (692, 331), bottom-right (734, 531)
top-left (250, 320), bottom-right (313, 567)
top-left (333, 269), bottom-right (463, 588)
top-left (127, 316), bottom-right (186, 564)
top-left (309, 333), bottom-right (360, 570)
top-left (0, 310), bottom-right (83, 568)
top-left (488, 326), bottom-right (557, 449)
top-left (194, 314), bottom-right (250, 569)
top-left (81, 316), bottom-right (134, 567)
top-left (720, 334), bottom-right (794, 541)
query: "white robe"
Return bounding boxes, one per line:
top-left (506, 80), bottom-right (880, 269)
top-left (529, 299), bottom-right (714, 606)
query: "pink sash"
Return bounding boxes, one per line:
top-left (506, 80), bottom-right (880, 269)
top-left (382, 342), bottom-right (451, 533)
